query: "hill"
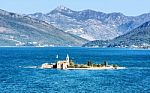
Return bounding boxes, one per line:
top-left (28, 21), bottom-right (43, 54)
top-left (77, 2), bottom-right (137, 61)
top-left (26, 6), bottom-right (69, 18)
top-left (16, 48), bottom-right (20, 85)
top-left (82, 21), bottom-right (150, 49)
top-left (108, 21), bottom-right (150, 48)
top-left (0, 9), bottom-right (88, 46)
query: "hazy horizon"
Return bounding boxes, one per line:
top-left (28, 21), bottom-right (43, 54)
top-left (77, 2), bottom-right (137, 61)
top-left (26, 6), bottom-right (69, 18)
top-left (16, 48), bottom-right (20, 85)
top-left (0, 0), bottom-right (150, 16)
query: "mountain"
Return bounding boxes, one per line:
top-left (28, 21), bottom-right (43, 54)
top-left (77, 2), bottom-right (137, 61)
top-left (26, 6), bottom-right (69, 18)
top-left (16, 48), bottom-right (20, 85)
top-left (108, 21), bottom-right (150, 47)
top-left (28, 6), bottom-right (150, 41)
top-left (0, 9), bottom-right (88, 46)
top-left (82, 40), bottom-right (110, 47)
top-left (83, 21), bottom-right (150, 48)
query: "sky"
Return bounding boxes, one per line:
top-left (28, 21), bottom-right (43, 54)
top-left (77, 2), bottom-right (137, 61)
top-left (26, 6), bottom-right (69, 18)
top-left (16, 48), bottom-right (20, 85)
top-left (0, 0), bottom-right (150, 16)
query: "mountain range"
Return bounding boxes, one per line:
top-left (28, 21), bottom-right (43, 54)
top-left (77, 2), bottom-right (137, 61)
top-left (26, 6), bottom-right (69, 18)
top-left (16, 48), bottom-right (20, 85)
top-left (83, 21), bottom-right (150, 48)
top-left (0, 9), bottom-right (87, 46)
top-left (0, 6), bottom-right (150, 47)
top-left (109, 21), bottom-right (150, 48)
top-left (29, 6), bottom-right (150, 41)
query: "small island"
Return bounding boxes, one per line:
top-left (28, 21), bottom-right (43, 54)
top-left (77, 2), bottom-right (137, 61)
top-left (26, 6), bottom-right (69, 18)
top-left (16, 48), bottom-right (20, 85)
top-left (41, 54), bottom-right (125, 70)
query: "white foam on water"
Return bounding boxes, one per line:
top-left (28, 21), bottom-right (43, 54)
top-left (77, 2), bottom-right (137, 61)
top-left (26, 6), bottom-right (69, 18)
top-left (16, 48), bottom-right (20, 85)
top-left (21, 66), bottom-right (38, 69)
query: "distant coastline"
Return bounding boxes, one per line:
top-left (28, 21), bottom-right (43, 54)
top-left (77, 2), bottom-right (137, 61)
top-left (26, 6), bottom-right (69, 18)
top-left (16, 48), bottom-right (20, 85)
top-left (0, 46), bottom-right (149, 50)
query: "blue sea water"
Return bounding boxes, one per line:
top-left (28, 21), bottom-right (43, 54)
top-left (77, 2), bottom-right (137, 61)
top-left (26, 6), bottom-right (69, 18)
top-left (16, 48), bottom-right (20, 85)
top-left (0, 47), bottom-right (150, 93)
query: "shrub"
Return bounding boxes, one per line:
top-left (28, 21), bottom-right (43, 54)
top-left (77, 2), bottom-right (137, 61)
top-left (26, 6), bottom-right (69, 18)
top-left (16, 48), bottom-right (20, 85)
top-left (113, 64), bottom-right (118, 68)
top-left (80, 65), bottom-right (89, 68)
top-left (93, 64), bottom-right (98, 67)
top-left (69, 60), bottom-right (75, 66)
top-left (74, 64), bottom-right (80, 68)
top-left (97, 64), bottom-right (101, 67)
top-left (68, 65), bottom-right (75, 68)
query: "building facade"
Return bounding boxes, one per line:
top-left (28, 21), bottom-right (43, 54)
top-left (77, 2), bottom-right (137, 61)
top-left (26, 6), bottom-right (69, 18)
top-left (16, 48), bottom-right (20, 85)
top-left (56, 54), bottom-right (70, 69)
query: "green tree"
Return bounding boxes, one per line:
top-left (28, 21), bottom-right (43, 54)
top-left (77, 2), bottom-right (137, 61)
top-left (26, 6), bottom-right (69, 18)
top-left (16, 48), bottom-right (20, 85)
top-left (87, 60), bottom-right (92, 66)
top-left (113, 64), bottom-right (118, 68)
top-left (103, 60), bottom-right (108, 66)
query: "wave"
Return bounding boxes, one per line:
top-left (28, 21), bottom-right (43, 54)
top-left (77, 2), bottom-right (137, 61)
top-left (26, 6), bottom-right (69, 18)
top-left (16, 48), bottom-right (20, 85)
top-left (128, 67), bottom-right (150, 70)
top-left (19, 66), bottom-right (38, 69)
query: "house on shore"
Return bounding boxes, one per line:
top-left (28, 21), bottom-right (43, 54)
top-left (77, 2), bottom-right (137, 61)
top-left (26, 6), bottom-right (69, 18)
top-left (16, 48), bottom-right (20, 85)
top-left (41, 63), bottom-right (53, 69)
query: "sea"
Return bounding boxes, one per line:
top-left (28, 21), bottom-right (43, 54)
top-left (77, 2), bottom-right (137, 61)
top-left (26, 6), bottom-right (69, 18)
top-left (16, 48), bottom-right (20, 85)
top-left (0, 47), bottom-right (150, 93)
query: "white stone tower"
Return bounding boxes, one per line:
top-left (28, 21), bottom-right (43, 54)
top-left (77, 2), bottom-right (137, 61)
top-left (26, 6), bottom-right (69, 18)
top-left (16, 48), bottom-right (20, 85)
top-left (66, 54), bottom-right (69, 63)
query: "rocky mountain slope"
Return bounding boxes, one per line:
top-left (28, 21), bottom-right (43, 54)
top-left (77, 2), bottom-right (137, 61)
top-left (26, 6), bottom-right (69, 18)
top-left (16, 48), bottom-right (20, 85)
top-left (29, 6), bottom-right (150, 41)
top-left (0, 9), bottom-right (88, 46)
top-left (83, 21), bottom-right (150, 48)
top-left (108, 21), bottom-right (150, 47)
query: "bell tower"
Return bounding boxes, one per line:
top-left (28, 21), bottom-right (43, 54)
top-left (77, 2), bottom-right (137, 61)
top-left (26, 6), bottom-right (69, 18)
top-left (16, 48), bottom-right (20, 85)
top-left (66, 54), bottom-right (69, 63)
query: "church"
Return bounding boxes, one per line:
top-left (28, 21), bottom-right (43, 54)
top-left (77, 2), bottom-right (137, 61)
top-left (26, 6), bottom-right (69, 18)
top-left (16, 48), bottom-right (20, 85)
top-left (56, 54), bottom-right (70, 69)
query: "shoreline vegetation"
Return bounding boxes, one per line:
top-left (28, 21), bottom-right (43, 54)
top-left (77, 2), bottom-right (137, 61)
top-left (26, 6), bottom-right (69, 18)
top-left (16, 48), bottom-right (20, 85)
top-left (68, 60), bottom-right (125, 70)
top-left (68, 60), bottom-right (117, 68)
top-left (41, 60), bottom-right (126, 70)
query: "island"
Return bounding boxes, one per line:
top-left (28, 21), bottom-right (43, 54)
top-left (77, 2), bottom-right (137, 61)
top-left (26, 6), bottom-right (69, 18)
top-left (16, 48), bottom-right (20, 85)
top-left (41, 54), bottom-right (125, 70)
